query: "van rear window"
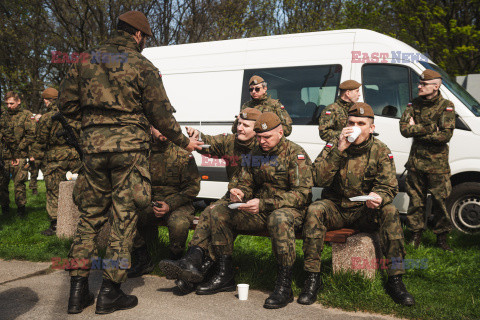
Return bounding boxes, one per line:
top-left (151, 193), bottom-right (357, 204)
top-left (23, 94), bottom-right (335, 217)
top-left (242, 65), bottom-right (342, 125)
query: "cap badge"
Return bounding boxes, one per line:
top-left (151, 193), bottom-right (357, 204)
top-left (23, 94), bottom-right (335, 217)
top-left (261, 123), bottom-right (267, 130)
top-left (242, 112), bottom-right (247, 118)
top-left (359, 107), bottom-right (364, 115)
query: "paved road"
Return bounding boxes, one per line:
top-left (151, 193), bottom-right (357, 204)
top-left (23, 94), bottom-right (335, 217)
top-left (0, 259), bottom-right (402, 320)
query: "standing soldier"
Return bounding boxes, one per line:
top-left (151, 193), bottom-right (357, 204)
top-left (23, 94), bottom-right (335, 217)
top-left (58, 11), bottom-right (202, 315)
top-left (0, 106), bottom-right (13, 215)
top-left (302, 103), bottom-right (414, 307)
top-left (29, 112), bottom-right (45, 196)
top-left (400, 69), bottom-right (455, 251)
top-left (31, 88), bottom-right (81, 236)
top-left (128, 126), bottom-right (201, 278)
top-left (161, 113), bottom-right (313, 309)
top-left (1, 91), bottom-right (35, 218)
top-left (318, 80), bottom-right (361, 141)
top-left (232, 76), bottom-right (293, 136)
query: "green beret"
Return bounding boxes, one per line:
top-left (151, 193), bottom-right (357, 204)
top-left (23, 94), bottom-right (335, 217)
top-left (421, 69), bottom-right (442, 81)
top-left (339, 80), bottom-right (361, 90)
top-left (119, 11), bottom-right (153, 37)
top-left (239, 108), bottom-right (262, 121)
top-left (254, 112), bottom-right (281, 133)
top-left (41, 88), bottom-right (58, 99)
top-left (249, 75), bottom-right (265, 86)
top-left (348, 102), bottom-right (374, 119)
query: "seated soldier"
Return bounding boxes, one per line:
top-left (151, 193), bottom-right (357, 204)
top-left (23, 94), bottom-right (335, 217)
top-left (127, 126), bottom-right (200, 278)
top-left (160, 113), bottom-right (313, 309)
top-left (161, 108), bottom-right (261, 293)
top-left (299, 102), bottom-right (414, 306)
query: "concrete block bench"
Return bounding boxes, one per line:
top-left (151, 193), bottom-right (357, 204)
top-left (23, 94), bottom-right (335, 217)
top-left (57, 180), bottom-right (379, 278)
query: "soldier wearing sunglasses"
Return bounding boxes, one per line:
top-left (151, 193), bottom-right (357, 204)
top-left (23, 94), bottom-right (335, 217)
top-left (232, 75), bottom-right (293, 136)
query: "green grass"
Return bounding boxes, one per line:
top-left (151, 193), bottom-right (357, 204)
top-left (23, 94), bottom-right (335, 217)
top-left (1, 180), bottom-right (479, 319)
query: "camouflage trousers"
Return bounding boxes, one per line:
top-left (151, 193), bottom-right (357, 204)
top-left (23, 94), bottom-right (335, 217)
top-left (133, 203), bottom-right (195, 256)
top-left (303, 200), bottom-right (406, 276)
top-left (405, 170), bottom-right (452, 234)
top-left (29, 160), bottom-right (43, 190)
top-left (1, 159), bottom-right (29, 207)
top-left (69, 151), bottom-right (151, 283)
top-left (189, 198), bottom-right (229, 260)
top-left (44, 159), bottom-right (81, 220)
top-left (210, 204), bottom-right (303, 267)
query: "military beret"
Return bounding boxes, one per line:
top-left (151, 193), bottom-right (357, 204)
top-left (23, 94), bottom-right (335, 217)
top-left (119, 11), bottom-right (153, 37)
top-left (254, 112), bottom-right (281, 133)
top-left (239, 108), bottom-right (262, 121)
top-left (420, 69), bottom-right (442, 81)
top-left (249, 75), bottom-right (265, 86)
top-left (339, 80), bottom-right (361, 90)
top-left (41, 88), bottom-right (58, 99)
top-left (348, 102), bottom-right (374, 119)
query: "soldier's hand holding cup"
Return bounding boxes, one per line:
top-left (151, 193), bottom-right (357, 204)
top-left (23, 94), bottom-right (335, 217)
top-left (338, 127), bottom-right (355, 151)
top-left (152, 201), bottom-right (170, 217)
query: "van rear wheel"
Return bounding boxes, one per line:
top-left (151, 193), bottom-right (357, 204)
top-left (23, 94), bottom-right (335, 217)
top-left (447, 182), bottom-right (480, 234)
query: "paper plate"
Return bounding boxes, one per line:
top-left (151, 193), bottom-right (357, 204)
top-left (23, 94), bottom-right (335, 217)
top-left (228, 203), bottom-right (244, 209)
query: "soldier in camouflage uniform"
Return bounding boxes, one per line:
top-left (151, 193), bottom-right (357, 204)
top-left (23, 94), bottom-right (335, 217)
top-left (31, 88), bottom-right (81, 236)
top-left (29, 112), bottom-right (44, 196)
top-left (1, 91), bottom-right (36, 218)
top-left (300, 103), bottom-right (414, 307)
top-left (57, 11), bottom-right (202, 315)
top-left (162, 113), bottom-right (313, 309)
top-left (127, 126), bottom-right (200, 278)
top-left (318, 80), bottom-right (361, 141)
top-left (161, 108), bottom-right (261, 294)
top-left (232, 75), bottom-right (293, 136)
top-left (0, 106), bottom-right (13, 215)
top-left (400, 69), bottom-right (455, 251)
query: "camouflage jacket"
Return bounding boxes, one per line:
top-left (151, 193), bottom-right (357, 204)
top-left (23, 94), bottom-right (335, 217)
top-left (229, 137), bottom-right (313, 213)
top-left (232, 94), bottom-right (293, 136)
top-left (31, 101), bottom-right (80, 162)
top-left (399, 93), bottom-right (455, 174)
top-left (199, 132), bottom-right (257, 181)
top-left (313, 136), bottom-right (398, 210)
top-left (1, 106), bottom-right (35, 159)
top-left (150, 140), bottom-right (200, 211)
top-left (318, 98), bottom-right (354, 142)
top-left (57, 30), bottom-right (189, 154)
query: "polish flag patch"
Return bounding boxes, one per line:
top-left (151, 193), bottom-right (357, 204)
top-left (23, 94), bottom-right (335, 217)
top-left (325, 111), bottom-right (331, 115)
top-left (408, 103), bottom-right (412, 106)
top-left (189, 154), bottom-right (194, 158)
top-left (388, 153), bottom-right (394, 160)
top-left (326, 143), bottom-right (333, 148)
top-left (280, 105), bottom-right (285, 109)
top-left (297, 154), bottom-right (305, 160)
top-left (222, 133), bottom-right (228, 136)
top-left (446, 107), bottom-right (453, 112)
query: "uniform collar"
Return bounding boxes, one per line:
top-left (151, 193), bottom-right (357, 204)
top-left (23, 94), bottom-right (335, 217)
top-left (235, 135), bottom-right (256, 152)
top-left (261, 136), bottom-right (286, 156)
top-left (420, 92), bottom-right (442, 106)
top-left (346, 135), bottom-right (374, 156)
top-left (107, 30), bottom-right (142, 52)
top-left (7, 106), bottom-right (22, 115)
top-left (337, 98), bottom-right (355, 111)
top-left (252, 93), bottom-right (269, 103)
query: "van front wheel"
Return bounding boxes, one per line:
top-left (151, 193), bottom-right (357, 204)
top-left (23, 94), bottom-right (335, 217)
top-left (447, 182), bottom-right (480, 234)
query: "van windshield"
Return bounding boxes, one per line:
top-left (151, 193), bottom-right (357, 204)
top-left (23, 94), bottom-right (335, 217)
top-left (420, 62), bottom-right (480, 116)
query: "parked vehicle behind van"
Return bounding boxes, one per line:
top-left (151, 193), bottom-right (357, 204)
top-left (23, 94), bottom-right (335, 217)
top-left (143, 29), bottom-right (480, 234)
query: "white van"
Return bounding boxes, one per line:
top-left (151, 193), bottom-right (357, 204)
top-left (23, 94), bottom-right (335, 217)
top-left (143, 29), bottom-right (480, 234)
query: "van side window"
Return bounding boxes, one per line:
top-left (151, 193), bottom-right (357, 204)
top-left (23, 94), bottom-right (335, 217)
top-left (362, 64), bottom-right (413, 118)
top-left (242, 65), bottom-right (342, 125)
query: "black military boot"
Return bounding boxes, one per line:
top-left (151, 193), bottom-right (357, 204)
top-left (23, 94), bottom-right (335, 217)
top-left (17, 206), bottom-right (26, 219)
top-left (67, 276), bottom-right (94, 314)
top-left (158, 246), bottom-right (205, 283)
top-left (386, 275), bottom-right (415, 306)
top-left (127, 246), bottom-right (154, 278)
top-left (1, 205), bottom-right (9, 216)
top-left (436, 232), bottom-right (453, 252)
top-left (169, 250), bottom-right (184, 261)
top-left (95, 279), bottom-right (138, 314)
top-left (196, 255), bottom-right (235, 295)
top-left (410, 231), bottom-right (423, 249)
top-left (263, 265), bottom-right (294, 309)
top-left (176, 255), bottom-right (216, 294)
top-left (297, 272), bottom-right (323, 305)
top-left (41, 220), bottom-right (57, 236)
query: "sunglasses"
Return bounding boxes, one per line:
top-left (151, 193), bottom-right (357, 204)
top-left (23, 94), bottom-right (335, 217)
top-left (249, 87), bottom-right (262, 92)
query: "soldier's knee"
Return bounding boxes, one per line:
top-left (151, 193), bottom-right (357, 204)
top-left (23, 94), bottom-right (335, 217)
top-left (267, 209), bottom-right (293, 230)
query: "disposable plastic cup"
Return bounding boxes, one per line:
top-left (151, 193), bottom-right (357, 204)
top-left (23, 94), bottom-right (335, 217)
top-left (347, 126), bottom-right (361, 143)
top-left (237, 284), bottom-right (249, 300)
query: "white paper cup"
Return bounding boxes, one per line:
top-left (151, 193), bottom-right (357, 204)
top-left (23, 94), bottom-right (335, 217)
top-left (347, 126), bottom-right (361, 143)
top-left (66, 171), bottom-right (78, 181)
top-left (237, 283), bottom-right (249, 300)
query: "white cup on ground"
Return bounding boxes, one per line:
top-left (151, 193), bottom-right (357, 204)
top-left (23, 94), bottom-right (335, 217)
top-left (347, 126), bottom-right (362, 143)
top-left (237, 283), bottom-right (249, 300)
